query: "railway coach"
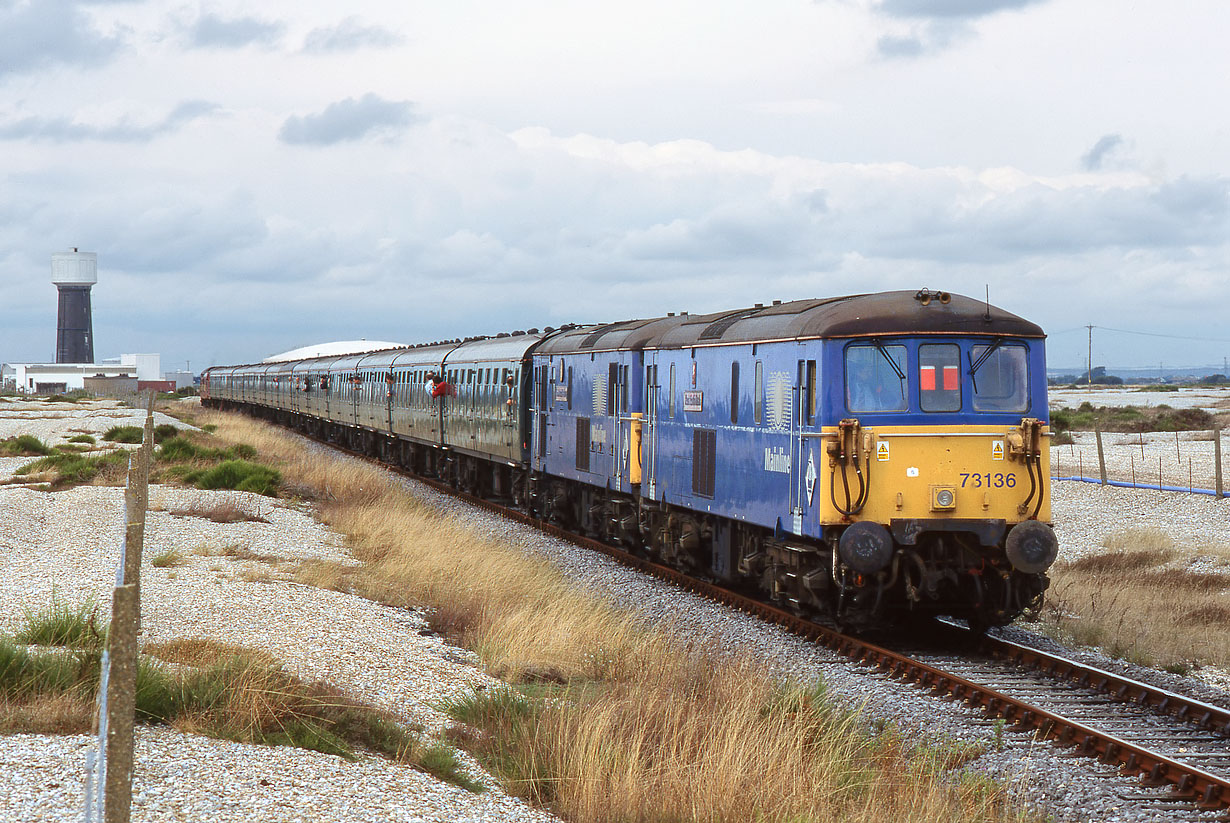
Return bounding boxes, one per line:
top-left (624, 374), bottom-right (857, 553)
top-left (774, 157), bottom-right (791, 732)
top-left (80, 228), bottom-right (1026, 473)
top-left (203, 288), bottom-right (1057, 630)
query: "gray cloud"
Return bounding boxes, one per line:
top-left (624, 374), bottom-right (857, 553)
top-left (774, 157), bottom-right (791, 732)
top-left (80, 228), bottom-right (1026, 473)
top-left (1081, 133), bottom-right (1125, 171)
top-left (875, 18), bottom-right (968, 59)
top-left (872, 0), bottom-right (1045, 58)
top-left (278, 94), bottom-right (419, 146)
top-left (302, 17), bottom-right (403, 54)
top-left (0, 100), bottom-right (220, 143)
top-left (188, 13), bottom-right (284, 49)
top-left (876, 34), bottom-right (925, 58)
top-left (0, 0), bottom-right (123, 77)
top-left (863, 175), bottom-right (1230, 262)
top-left (876, 0), bottom-right (1047, 19)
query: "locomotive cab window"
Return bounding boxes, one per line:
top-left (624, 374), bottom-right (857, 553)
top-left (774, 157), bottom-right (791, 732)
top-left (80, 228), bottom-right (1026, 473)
top-left (970, 342), bottom-right (1030, 412)
top-left (919, 344), bottom-right (961, 412)
top-left (845, 345), bottom-right (907, 413)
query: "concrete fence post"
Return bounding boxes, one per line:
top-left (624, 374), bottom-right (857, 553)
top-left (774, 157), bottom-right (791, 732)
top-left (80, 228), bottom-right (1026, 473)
top-left (102, 584), bottom-right (139, 823)
top-left (1216, 425), bottom-right (1224, 499)
top-left (1095, 426), bottom-right (1107, 486)
top-left (89, 405), bottom-right (153, 823)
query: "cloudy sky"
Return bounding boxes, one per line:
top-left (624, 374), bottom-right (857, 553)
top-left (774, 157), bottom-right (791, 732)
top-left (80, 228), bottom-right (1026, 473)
top-left (1, 0), bottom-right (1227, 374)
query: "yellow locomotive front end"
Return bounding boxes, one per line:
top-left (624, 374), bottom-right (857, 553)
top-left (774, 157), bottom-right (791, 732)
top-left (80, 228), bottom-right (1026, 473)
top-left (812, 294), bottom-right (1056, 628)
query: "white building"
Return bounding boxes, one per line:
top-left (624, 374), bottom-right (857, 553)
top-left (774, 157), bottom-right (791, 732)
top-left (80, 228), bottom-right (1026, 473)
top-left (2, 353), bottom-right (163, 394)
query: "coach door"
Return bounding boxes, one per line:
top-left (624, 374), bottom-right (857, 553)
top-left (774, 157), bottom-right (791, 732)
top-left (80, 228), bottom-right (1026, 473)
top-left (533, 363), bottom-right (548, 471)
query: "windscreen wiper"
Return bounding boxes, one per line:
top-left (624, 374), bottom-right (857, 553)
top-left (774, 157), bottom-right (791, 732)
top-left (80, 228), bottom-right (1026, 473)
top-left (967, 336), bottom-right (1005, 392)
top-left (872, 338), bottom-right (905, 381)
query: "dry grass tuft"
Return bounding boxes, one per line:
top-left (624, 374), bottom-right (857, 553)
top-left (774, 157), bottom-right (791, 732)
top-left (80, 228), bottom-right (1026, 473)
top-left (1063, 548), bottom-right (1174, 574)
top-left (444, 653), bottom-right (1011, 822)
top-left (220, 544), bottom-right (282, 564)
top-left (145, 637), bottom-right (279, 669)
top-left (182, 405), bottom-right (1024, 821)
top-left (0, 692), bottom-right (92, 734)
top-left (1101, 526), bottom-right (1175, 555)
top-left (1179, 604), bottom-right (1230, 627)
top-left (1042, 526), bottom-right (1230, 670)
top-left (151, 549), bottom-right (186, 568)
top-left (168, 500), bottom-right (270, 524)
top-left (239, 568), bottom-right (274, 584)
top-left (292, 559), bottom-right (358, 593)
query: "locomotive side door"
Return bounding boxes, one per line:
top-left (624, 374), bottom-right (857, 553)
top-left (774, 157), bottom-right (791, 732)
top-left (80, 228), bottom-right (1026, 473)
top-left (643, 357), bottom-right (659, 500)
top-left (609, 361), bottom-right (622, 492)
top-left (790, 357), bottom-right (817, 534)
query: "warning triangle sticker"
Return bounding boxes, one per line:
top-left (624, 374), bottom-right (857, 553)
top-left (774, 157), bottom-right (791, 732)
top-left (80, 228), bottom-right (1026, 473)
top-left (991, 440), bottom-right (1005, 461)
top-left (876, 441), bottom-right (890, 461)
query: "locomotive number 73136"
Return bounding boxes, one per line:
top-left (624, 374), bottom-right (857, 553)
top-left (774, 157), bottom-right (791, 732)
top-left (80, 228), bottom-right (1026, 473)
top-left (959, 472), bottom-right (1016, 488)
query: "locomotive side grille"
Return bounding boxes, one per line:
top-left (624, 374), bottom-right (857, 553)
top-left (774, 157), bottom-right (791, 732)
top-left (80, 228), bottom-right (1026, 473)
top-left (576, 417), bottom-right (591, 472)
top-left (692, 428), bottom-right (716, 498)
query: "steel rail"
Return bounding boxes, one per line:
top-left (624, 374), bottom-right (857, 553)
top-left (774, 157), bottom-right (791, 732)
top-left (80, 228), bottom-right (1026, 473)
top-left (217, 404), bottom-right (1230, 811)
top-left (977, 633), bottom-right (1230, 738)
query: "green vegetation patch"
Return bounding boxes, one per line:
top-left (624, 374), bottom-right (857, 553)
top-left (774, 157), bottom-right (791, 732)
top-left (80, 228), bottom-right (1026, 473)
top-left (1051, 402), bottom-right (1215, 434)
top-left (1, 610), bottom-right (476, 790)
top-left (67, 434), bottom-right (96, 445)
top-left (16, 450), bottom-right (128, 487)
top-left (15, 597), bottom-right (107, 650)
top-left (0, 435), bottom-right (53, 456)
top-left (103, 425), bottom-right (144, 443)
top-left (150, 433), bottom-right (276, 495)
top-left (192, 460), bottom-right (281, 496)
top-left (157, 436), bottom-right (255, 463)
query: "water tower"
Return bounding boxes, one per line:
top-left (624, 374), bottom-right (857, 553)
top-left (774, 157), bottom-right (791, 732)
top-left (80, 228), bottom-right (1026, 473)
top-left (51, 249), bottom-right (97, 364)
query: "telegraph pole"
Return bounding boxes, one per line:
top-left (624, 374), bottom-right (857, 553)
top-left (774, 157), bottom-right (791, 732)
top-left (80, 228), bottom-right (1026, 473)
top-left (1087, 325), bottom-right (1093, 386)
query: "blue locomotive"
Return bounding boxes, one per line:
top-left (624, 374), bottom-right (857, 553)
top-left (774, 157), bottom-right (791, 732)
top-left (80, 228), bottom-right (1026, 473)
top-left (203, 289), bottom-right (1057, 628)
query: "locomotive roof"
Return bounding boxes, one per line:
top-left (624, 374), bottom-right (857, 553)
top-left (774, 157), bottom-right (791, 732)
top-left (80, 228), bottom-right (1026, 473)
top-left (536, 290), bottom-right (1043, 354)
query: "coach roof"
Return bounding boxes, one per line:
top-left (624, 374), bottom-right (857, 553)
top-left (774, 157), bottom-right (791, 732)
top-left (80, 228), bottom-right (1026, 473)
top-left (536, 291), bottom-right (1043, 354)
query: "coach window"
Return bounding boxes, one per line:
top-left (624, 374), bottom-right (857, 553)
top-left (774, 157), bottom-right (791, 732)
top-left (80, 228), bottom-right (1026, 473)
top-left (970, 342), bottom-right (1029, 412)
top-left (754, 361), bottom-right (763, 424)
top-left (845, 345), bottom-right (907, 413)
top-left (730, 362), bottom-right (740, 425)
top-left (919, 344), bottom-right (961, 412)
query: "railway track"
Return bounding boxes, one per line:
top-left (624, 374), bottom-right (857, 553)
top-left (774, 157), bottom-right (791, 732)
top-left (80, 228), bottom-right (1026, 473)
top-left (277, 421), bottom-right (1230, 816)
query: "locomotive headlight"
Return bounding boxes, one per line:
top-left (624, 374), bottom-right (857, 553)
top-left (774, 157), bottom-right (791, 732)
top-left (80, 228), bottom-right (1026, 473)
top-left (931, 486), bottom-right (957, 511)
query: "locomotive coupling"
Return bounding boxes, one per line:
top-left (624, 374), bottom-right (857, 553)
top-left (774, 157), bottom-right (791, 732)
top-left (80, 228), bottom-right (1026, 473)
top-left (827, 419), bottom-right (862, 464)
top-left (838, 521), bottom-right (894, 574)
top-left (1006, 418), bottom-right (1044, 461)
top-left (1005, 520), bottom-right (1058, 574)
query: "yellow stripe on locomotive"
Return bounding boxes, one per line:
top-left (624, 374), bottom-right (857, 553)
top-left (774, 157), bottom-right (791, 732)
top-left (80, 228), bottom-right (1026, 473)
top-left (818, 422), bottom-right (1051, 525)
